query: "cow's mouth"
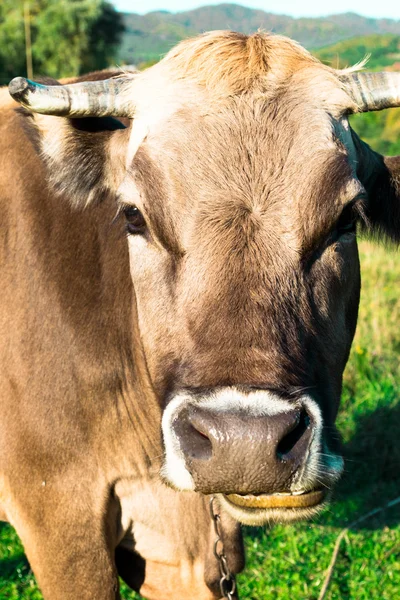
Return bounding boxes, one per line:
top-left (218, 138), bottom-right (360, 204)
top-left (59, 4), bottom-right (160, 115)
top-left (225, 488), bottom-right (325, 510)
top-left (218, 488), bottom-right (327, 524)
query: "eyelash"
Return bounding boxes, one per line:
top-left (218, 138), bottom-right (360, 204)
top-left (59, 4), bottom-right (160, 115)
top-left (116, 203), bottom-right (147, 235)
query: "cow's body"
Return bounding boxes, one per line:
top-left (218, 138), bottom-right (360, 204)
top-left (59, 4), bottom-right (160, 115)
top-left (1, 31), bottom-right (400, 599)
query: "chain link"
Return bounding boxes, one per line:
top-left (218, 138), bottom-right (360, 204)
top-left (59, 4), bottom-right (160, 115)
top-left (210, 497), bottom-right (238, 600)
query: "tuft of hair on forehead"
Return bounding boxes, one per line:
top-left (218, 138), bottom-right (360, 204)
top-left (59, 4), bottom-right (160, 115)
top-left (162, 30), bottom-right (321, 96)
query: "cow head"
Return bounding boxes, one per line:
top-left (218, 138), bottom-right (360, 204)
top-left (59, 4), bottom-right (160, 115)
top-left (9, 32), bottom-right (400, 525)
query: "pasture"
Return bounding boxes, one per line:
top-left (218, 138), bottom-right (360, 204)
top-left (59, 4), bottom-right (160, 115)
top-left (1, 238), bottom-right (399, 598)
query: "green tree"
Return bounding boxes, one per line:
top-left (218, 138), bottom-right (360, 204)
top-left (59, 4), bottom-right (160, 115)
top-left (0, 0), bottom-right (124, 84)
top-left (31, 0), bottom-right (102, 78)
top-left (80, 1), bottom-right (125, 74)
top-left (0, 1), bottom-right (26, 84)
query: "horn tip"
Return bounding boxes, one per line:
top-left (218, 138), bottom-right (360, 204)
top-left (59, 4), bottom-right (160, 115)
top-left (9, 77), bottom-right (30, 102)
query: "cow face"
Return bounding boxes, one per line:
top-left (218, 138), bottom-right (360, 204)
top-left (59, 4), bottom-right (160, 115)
top-left (10, 31), bottom-right (400, 525)
top-left (118, 87), bottom-right (361, 524)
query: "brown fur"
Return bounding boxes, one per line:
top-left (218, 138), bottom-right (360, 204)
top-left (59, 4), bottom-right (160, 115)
top-left (0, 71), bottom-right (242, 599)
top-left (164, 30), bottom-right (317, 94)
top-left (1, 31), bottom-right (399, 599)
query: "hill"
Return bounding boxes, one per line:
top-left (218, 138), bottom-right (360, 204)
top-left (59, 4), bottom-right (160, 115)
top-left (315, 34), bottom-right (400, 70)
top-left (119, 4), bottom-right (400, 65)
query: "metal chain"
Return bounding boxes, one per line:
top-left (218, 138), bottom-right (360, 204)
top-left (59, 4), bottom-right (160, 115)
top-left (210, 497), bottom-right (238, 600)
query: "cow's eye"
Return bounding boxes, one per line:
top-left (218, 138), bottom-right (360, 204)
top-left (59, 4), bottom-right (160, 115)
top-left (124, 206), bottom-right (146, 235)
top-left (336, 202), bottom-right (357, 236)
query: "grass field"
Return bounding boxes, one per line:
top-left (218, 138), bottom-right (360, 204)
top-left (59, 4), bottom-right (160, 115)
top-left (1, 239), bottom-right (399, 600)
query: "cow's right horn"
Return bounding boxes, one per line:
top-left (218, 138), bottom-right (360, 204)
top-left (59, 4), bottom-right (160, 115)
top-left (340, 72), bottom-right (400, 113)
top-left (8, 76), bottom-right (134, 118)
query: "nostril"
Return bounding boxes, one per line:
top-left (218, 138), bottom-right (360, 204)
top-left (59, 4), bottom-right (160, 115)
top-left (173, 409), bottom-right (214, 461)
top-left (196, 428), bottom-right (210, 441)
top-left (277, 409), bottom-right (311, 460)
top-left (187, 424), bottom-right (213, 460)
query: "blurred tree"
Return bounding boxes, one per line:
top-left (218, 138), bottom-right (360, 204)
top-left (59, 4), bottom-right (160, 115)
top-left (31, 0), bottom-right (102, 77)
top-left (0, 0), bottom-right (124, 84)
top-left (0, 1), bottom-right (26, 84)
top-left (80, 2), bottom-right (125, 74)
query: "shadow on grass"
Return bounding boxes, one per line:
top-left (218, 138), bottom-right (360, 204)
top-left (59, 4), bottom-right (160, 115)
top-left (333, 402), bottom-right (400, 530)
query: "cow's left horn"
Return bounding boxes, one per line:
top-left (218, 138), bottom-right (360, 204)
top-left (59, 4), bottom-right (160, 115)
top-left (340, 72), bottom-right (400, 113)
top-left (8, 76), bottom-right (134, 118)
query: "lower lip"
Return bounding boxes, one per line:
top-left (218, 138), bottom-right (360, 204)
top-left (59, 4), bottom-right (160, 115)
top-left (225, 489), bottom-right (325, 510)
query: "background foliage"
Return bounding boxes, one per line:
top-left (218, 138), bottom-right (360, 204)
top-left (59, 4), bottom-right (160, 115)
top-left (0, 0), bottom-right (124, 84)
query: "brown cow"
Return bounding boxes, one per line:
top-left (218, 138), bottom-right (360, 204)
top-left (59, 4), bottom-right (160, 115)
top-left (1, 31), bottom-right (400, 599)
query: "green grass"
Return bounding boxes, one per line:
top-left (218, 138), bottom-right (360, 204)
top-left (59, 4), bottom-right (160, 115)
top-left (1, 239), bottom-right (399, 599)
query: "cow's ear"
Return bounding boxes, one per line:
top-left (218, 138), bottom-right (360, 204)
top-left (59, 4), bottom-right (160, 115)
top-left (355, 138), bottom-right (400, 245)
top-left (338, 71), bottom-right (400, 243)
top-left (9, 75), bottom-right (133, 207)
top-left (22, 110), bottom-right (130, 207)
top-left (367, 155), bottom-right (400, 244)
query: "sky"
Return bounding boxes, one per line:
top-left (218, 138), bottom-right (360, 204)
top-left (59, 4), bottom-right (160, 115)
top-left (113, 0), bottom-right (400, 20)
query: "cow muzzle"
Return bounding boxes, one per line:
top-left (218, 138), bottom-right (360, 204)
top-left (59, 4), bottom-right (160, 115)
top-left (161, 388), bottom-right (343, 524)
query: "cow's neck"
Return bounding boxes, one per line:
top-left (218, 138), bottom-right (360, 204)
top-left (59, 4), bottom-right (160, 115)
top-left (16, 152), bottom-right (162, 472)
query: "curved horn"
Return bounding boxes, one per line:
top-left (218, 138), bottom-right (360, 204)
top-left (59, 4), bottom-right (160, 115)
top-left (340, 72), bottom-right (400, 113)
top-left (8, 76), bottom-right (134, 118)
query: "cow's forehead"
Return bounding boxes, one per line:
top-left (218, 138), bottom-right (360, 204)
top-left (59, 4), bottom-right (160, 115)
top-left (125, 31), bottom-right (354, 167)
top-left (128, 88), bottom-right (360, 211)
